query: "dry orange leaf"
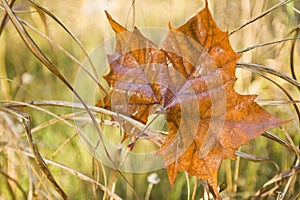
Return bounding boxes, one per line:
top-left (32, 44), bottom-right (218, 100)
top-left (101, 1), bottom-right (284, 198)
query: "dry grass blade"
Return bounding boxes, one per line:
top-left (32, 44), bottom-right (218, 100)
top-left (0, 77), bottom-right (36, 99)
top-left (184, 172), bottom-right (191, 200)
top-left (237, 36), bottom-right (300, 53)
top-left (1, 100), bottom-right (86, 135)
top-left (282, 158), bottom-right (299, 198)
top-left (290, 29), bottom-right (299, 82)
top-left (254, 164), bottom-right (300, 197)
top-left (257, 100), bottom-right (300, 105)
top-left (235, 151), bottom-right (280, 172)
top-left (3, 100), bottom-right (167, 146)
top-left (51, 132), bottom-right (77, 158)
top-left (191, 177), bottom-right (197, 200)
top-left (0, 169), bottom-right (27, 199)
top-left (0, 0), bottom-right (73, 89)
top-left (0, 0), bottom-right (16, 35)
top-left (18, 18), bottom-right (102, 89)
top-left (0, 0), bottom-right (121, 187)
top-left (0, 0), bottom-right (106, 153)
top-left (0, 100), bottom-right (139, 199)
top-left (280, 127), bottom-right (300, 199)
top-left (237, 62), bottom-right (300, 89)
top-left (237, 65), bottom-right (300, 123)
top-left (229, 0), bottom-right (293, 36)
top-left (2, 176), bottom-right (16, 200)
top-left (17, 150), bottom-right (122, 200)
top-left (30, 111), bottom-right (84, 135)
top-left (262, 132), bottom-right (300, 154)
top-left (23, 111), bottom-right (83, 157)
top-left (1, 101), bottom-right (111, 198)
top-left (0, 100), bottom-right (105, 167)
top-left (281, 127), bottom-right (300, 158)
top-left (282, 0), bottom-right (300, 14)
top-left (124, 0), bottom-right (136, 29)
top-left (0, 107), bottom-right (69, 199)
top-left (27, 0), bottom-right (104, 92)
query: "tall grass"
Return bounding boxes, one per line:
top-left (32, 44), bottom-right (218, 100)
top-left (0, 0), bottom-right (299, 199)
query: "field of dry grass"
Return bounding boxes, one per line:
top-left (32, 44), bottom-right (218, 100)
top-left (0, 0), bottom-right (299, 199)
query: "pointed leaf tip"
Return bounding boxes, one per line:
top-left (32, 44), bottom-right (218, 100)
top-left (105, 10), bottom-right (127, 33)
top-left (168, 22), bottom-right (173, 30)
top-left (205, 0), bottom-right (208, 7)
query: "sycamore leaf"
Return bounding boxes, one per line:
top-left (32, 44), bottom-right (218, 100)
top-left (101, 1), bottom-right (285, 198)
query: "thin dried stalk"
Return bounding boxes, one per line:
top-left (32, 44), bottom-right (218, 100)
top-left (27, 0), bottom-right (106, 95)
top-left (2, 100), bottom-right (167, 146)
top-left (0, 0), bottom-right (113, 173)
top-left (237, 62), bottom-right (300, 89)
top-left (229, 0), bottom-right (293, 35)
top-left (290, 27), bottom-right (299, 82)
top-left (1, 100), bottom-right (139, 199)
top-left (235, 151), bottom-right (279, 172)
top-left (0, 107), bottom-right (69, 199)
top-left (263, 132), bottom-right (300, 154)
top-left (255, 164), bottom-right (300, 197)
top-left (257, 100), bottom-right (300, 105)
top-left (237, 63), bottom-right (300, 122)
top-left (0, 169), bottom-right (27, 199)
top-left (13, 149), bottom-right (122, 200)
top-left (18, 18), bottom-right (102, 91)
top-left (238, 36), bottom-right (300, 53)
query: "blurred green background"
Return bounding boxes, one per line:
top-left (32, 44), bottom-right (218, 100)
top-left (0, 0), bottom-right (299, 199)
